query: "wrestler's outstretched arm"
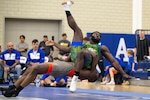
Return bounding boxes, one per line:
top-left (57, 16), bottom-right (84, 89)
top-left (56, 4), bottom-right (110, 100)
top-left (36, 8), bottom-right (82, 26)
top-left (101, 45), bottom-right (133, 79)
top-left (46, 40), bottom-right (71, 53)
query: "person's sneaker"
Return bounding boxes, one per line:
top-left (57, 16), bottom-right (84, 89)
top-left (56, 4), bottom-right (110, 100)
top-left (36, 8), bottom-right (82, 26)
top-left (106, 81), bottom-right (115, 85)
top-left (3, 88), bottom-right (19, 97)
top-left (100, 81), bottom-right (108, 85)
top-left (62, 1), bottom-right (74, 6)
top-left (69, 75), bottom-right (78, 92)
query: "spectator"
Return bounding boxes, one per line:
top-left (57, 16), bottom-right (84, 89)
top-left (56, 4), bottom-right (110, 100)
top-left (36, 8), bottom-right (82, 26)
top-left (16, 35), bottom-right (29, 57)
top-left (134, 31), bottom-right (150, 62)
top-left (101, 57), bottom-right (125, 85)
top-left (0, 45), bottom-right (2, 55)
top-left (0, 45), bottom-right (4, 83)
top-left (40, 74), bottom-right (68, 87)
top-left (122, 49), bottom-right (135, 85)
top-left (27, 39), bottom-right (45, 66)
top-left (58, 33), bottom-right (70, 61)
top-left (39, 35), bottom-right (54, 62)
top-left (0, 42), bottom-right (21, 82)
top-left (83, 37), bottom-right (89, 44)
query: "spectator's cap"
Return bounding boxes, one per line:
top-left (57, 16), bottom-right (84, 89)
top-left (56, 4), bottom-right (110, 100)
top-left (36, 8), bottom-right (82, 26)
top-left (62, 33), bottom-right (67, 37)
top-left (43, 35), bottom-right (48, 38)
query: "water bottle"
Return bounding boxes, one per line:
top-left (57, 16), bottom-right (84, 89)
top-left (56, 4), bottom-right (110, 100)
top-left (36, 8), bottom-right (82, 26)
top-left (36, 75), bottom-right (40, 87)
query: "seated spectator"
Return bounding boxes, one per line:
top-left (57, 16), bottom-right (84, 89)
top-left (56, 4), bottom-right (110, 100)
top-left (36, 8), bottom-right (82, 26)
top-left (0, 42), bottom-right (21, 82)
top-left (0, 45), bottom-right (4, 83)
top-left (58, 33), bottom-right (70, 61)
top-left (26, 39), bottom-right (45, 66)
top-left (122, 49), bottom-right (135, 85)
top-left (40, 74), bottom-right (68, 87)
top-left (39, 35), bottom-right (54, 62)
top-left (0, 45), bottom-right (2, 55)
top-left (16, 35), bottom-right (29, 57)
top-left (0, 62), bottom-right (3, 84)
top-left (101, 57), bottom-right (125, 85)
top-left (83, 37), bottom-right (89, 44)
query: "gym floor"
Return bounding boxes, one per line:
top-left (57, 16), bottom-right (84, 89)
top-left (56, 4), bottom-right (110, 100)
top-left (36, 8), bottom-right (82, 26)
top-left (0, 81), bottom-right (150, 100)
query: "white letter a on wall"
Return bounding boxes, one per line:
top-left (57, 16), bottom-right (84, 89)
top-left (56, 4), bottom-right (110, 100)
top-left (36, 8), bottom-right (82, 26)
top-left (116, 38), bottom-right (128, 62)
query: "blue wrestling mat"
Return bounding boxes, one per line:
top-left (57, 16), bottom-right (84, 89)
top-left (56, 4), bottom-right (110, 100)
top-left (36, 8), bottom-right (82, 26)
top-left (0, 85), bottom-right (150, 100)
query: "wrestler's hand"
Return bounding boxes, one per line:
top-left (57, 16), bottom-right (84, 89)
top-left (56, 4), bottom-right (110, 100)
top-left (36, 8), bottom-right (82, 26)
top-left (45, 40), bottom-right (54, 46)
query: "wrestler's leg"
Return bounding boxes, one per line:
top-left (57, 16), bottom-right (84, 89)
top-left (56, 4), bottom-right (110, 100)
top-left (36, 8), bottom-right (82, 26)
top-left (2, 64), bottom-right (49, 97)
top-left (62, 1), bottom-right (83, 42)
top-left (20, 61), bottom-right (74, 88)
top-left (19, 64), bottom-right (49, 87)
top-left (14, 67), bottom-right (35, 87)
top-left (0, 66), bottom-right (32, 91)
top-left (79, 70), bottom-right (98, 82)
top-left (2, 60), bottom-right (75, 97)
top-left (70, 49), bottom-right (93, 92)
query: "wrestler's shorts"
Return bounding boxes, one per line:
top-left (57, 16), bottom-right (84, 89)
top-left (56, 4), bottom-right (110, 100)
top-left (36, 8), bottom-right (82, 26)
top-left (82, 53), bottom-right (92, 70)
top-left (46, 61), bottom-right (74, 78)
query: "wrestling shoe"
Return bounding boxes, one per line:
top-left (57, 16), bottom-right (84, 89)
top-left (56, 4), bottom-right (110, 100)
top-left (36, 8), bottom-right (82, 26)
top-left (69, 75), bottom-right (78, 92)
top-left (0, 85), bottom-right (16, 96)
top-left (62, 1), bottom-right (74, 11)
top-left (3, 88), bottom-right (19, 97)
top-left (0, 87), bottom-right (7, 96)
top-left (0, 87), bottom-right (9, 91)
top-left (62, 1), bottom-right (74, 6)
top-left (0, 85), bottom-right (15, 91)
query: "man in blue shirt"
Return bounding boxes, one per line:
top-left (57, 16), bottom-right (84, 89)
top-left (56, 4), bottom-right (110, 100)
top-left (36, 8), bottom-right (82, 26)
top-left (0, 42), bottom-right (21, 82)
top-left (27, 39), bottom-right (45, 66)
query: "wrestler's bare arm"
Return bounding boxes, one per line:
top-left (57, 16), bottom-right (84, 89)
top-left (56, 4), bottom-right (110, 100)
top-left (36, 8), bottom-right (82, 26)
top-left (101, 45), bottom-right (121, 71)
top-left (46, 40), bottom-right (71, 53)
top-left (89, 50), bottom-right (98, 72)
top-left (101, 45), bottom-right (120, 68)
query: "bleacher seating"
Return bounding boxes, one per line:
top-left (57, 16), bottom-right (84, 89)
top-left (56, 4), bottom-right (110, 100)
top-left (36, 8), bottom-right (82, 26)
top-left (130, 61), bottom-right (150, 80)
